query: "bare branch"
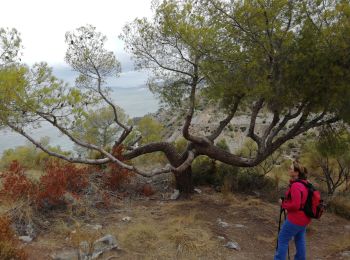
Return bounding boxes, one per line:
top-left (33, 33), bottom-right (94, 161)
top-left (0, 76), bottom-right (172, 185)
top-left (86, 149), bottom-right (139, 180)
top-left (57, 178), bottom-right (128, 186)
top-left (6, 121), bottom-right (111, 165)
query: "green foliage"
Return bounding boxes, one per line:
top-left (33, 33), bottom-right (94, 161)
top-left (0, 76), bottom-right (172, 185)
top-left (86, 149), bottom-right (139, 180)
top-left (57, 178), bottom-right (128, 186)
top-left (174, 137), bottom-right (188, 154)
top-left (0, 28), bottom-right (22, 66)
top-left (137, 116), bottom-right (164, 144)
top-left (215, 139), bottom-right (229, 152)
top-left (73, 106), bottom-right (127, 156)
top-left (192, 154), bottom-right (277, 195)
top-left (65, 25), bottom-right (121, 78)
top-left (0, 138), bottom-right (70, 170)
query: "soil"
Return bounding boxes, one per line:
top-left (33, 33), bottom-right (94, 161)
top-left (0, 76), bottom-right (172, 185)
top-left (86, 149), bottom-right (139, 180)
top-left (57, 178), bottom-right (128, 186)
top-left (21, 188), bottom-right (350, 260)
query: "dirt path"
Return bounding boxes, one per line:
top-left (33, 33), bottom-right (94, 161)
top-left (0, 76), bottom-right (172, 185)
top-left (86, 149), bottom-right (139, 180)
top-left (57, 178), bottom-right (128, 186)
top-left (23, 189), bottom-right (350, 259)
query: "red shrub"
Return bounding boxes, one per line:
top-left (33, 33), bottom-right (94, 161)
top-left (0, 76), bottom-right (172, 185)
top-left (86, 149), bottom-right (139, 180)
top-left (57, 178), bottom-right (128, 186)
top-left (0, 161), bottom-right (37, 201)
top-left (0, 216), bottom-right (27, 260)
top-left (103, 164), bottom-right (132, 191)
top-left (142, 184), bottom-right (155, 197)
top-left (36, 161), bottom-right (89, 207)
top-left (103, 145), bottom-right (133, 191)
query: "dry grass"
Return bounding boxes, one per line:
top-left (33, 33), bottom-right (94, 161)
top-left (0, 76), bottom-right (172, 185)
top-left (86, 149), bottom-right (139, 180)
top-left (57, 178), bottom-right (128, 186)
top-left (328, 194), bottom-right (350, 220)
top-left (326, 234), bottom-right (350, 256)
top-left (118, 211), bottom-right (218, 259)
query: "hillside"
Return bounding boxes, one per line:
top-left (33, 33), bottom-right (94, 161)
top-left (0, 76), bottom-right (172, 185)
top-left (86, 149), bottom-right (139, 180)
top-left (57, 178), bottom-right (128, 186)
top-left (19, 190), bottom-right (350, 260)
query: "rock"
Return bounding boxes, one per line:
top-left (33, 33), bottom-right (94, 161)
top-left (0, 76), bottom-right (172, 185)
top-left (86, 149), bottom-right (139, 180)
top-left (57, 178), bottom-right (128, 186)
top-left (345, 225), bottom-right (350, 230)
top-left (94, 234), bottom-right (118, 250)
top-left (86, 224), bottom-right (102, 230)
top-left (214, 186), bottom-right (222, 192)
top-left (122, 216), bottom-right (131, 222)
top-left (217, 218), bottom-right (229, 228)
top-left (170, 189), bottom-right (180, 200)
top-left (253, 191), bottom-right (261, 197)
top-left (217, 236), bottom-right (226, 241)
top-left (234, 224), bottom-right (246, 228)
top-left (19, 236), bottom-right (33, 243)
top-left (25, 223), bottom-right (36, 238)
top-left (79, 241), bottom-right (90, 259)
top-left (341, 251), bottom-right (350, 257)
top-left (194, 188), bottom-right (202, 194)
top-left (85, 234), bottom-right (118, 259)
top-left (225, 241), bottom-right (241, 251)
top-left (51, 249), bottom-right (78, 260)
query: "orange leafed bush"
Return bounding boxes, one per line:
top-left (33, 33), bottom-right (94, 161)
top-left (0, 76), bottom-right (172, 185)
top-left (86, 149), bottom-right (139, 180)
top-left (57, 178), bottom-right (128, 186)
top-left (0, 161), bottom-right (37, 201)
top-left (0, 216), bottom-right (27, 260)
top-left (103, 145), bottom-right (133, 191)
top-left (142, 184), bottom-right (155, 197)
top-left (37, 161), bottom-right (89, 207)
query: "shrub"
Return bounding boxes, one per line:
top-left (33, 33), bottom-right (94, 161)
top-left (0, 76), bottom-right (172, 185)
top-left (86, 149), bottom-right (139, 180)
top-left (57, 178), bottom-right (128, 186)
top-left (192, 156), bottom-right (238, 187)
top-left (102, 165), bottom-right (132, 191)
top-left (192, 156), bottom-right (216, 186)
top-left (0, 216), bottom-right (27, 260)
top-left (328, 194), bottom-right (350, 220)
top-left (0, 140), bottom-right (70, 170)
top-left (142, 184), bottom-right (155, 197)
top-left (0, 161), bottom-right (37, 201)
top-left (102, 146), bottom-right (133, 191)
top-left (37, 161), bottom-right (89, 208)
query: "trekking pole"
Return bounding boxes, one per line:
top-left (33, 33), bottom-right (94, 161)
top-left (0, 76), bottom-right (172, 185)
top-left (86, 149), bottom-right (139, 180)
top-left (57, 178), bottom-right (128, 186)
top-left (282, 207), bottom-right (291, 260)
top-left (276, 205), bottom-right (284, 250)
top-left (276, 198), bottom-right (291, 260)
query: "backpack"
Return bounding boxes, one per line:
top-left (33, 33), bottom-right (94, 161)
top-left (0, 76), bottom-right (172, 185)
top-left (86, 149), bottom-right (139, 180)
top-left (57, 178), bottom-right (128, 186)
top-left (293, 180), bottom-right (325, 219)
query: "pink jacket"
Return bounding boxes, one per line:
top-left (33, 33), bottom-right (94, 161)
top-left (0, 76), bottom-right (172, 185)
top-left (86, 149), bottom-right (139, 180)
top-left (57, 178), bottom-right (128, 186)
top-left (282, 179), bottom-right (311, 226)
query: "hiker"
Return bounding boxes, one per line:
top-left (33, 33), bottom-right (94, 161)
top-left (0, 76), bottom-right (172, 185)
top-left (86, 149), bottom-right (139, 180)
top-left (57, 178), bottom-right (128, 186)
top-left (274, 160), bottom-right (311, 260)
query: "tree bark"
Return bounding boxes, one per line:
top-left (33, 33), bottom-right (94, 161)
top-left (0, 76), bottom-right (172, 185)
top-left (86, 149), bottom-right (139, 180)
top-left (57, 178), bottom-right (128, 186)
top-left (174, 167), bottom-right (194, 195)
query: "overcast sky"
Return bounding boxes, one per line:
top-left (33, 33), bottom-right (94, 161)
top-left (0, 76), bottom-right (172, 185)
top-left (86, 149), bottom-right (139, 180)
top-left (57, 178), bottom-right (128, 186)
top-left (0, 0), bottom-right (153, 66)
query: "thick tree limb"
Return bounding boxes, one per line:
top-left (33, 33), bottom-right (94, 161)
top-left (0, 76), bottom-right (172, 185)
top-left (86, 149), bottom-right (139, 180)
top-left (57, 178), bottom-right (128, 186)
top-left (247, 98), bottom-right (264, 146)
top-left (123, 141), bottom-right (181, 165)
top-left (208, 96), bottom-right (241, 141)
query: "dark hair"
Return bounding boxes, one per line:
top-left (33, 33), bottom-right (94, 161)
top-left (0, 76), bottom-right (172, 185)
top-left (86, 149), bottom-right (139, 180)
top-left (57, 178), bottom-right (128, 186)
top-left (293, 160), bottom-right (308, 180)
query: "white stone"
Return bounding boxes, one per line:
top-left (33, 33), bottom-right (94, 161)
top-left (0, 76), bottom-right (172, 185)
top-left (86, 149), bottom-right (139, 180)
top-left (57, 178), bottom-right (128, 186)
top-left (19, 236), bottom-right (33, 243)
top-left (122, 216), bottom-right (131, 222)
top-left (234, 224), bottom-right (246, 228)
top-left (217, 236), bottom-right (226, 241)
top-left (170, 189), bottom-right (180, 200)
top-left (225, 241), bottom-right (241, 251)
top-left (87, 224), bottom-right (102, 230)
top-left (217, 218), bottom-right (229, 228)
top-left (194, 188), bottom-right (202, 194)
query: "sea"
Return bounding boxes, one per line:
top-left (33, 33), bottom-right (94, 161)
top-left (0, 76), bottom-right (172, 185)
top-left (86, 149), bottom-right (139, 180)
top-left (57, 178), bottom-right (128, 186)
top-left (0, 66), bottom-right (160, 155)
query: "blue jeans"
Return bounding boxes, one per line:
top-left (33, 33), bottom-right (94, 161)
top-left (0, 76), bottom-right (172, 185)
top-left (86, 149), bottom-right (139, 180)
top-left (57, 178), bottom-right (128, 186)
top-left (274, 219), bottom-right (306, 260)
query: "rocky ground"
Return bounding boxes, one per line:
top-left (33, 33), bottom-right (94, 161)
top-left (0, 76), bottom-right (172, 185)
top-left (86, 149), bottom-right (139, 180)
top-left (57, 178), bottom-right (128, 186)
top-left (18, 188), bottom-right (350, 260)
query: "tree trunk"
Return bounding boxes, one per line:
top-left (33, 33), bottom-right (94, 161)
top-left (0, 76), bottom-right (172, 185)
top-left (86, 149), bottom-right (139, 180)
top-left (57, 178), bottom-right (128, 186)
top-left (174, 167), bottom-right (194, 195)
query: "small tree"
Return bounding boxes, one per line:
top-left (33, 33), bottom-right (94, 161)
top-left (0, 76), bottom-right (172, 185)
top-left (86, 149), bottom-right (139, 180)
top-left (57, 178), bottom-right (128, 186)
top-left (303, 127), bottom-right (350, 196)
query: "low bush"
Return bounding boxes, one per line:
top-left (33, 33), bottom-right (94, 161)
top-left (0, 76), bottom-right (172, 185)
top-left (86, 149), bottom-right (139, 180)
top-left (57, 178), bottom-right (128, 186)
top-left (192, 156), bottom-right (277, 197)
top-left (0, 216), bottom-right (27, 260)
top-left (36, 161), bottom-right (89, 208)
top-left (0, 161), bottom-right (37, 201)
top-left (328, 193), bottom-right (350, 220)
top-left (0, 140), bottom-right (70, 171)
